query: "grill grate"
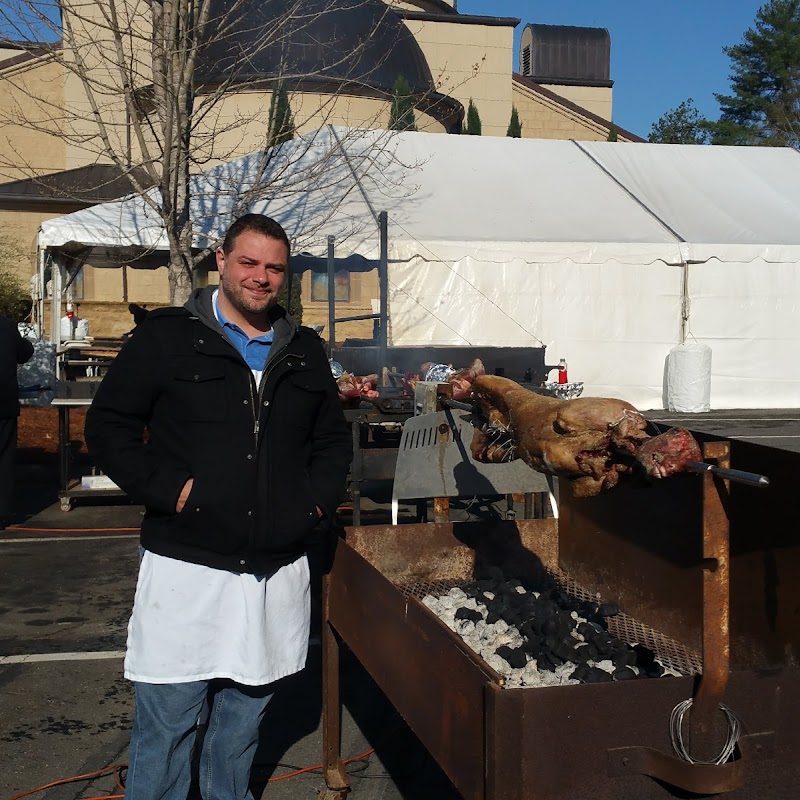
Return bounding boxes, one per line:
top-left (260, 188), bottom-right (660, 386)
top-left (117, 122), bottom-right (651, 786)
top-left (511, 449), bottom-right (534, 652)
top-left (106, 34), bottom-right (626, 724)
top-left (398, 572), bottom-right (702, 677)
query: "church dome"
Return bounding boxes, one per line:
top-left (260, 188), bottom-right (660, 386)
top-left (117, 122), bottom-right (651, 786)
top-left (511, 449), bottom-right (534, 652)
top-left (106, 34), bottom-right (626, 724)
top-left (196, 0), bottom-right (435, 95)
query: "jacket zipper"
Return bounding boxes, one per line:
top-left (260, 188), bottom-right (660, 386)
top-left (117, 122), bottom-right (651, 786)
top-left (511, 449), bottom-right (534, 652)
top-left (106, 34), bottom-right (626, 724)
top-left (254, 346), bottom-right (305, 441)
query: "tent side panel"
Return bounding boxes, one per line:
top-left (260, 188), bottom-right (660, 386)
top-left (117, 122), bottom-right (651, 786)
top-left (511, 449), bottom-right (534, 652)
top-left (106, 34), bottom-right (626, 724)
top-left (388, 257), bottom-right (682, 410)
top-left (687, 260), bottom-right (800, 409)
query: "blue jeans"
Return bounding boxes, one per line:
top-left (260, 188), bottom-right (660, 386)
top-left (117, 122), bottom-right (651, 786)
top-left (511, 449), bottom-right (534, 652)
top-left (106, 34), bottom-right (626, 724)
top-left (125, 680), bottom-right (273, 800)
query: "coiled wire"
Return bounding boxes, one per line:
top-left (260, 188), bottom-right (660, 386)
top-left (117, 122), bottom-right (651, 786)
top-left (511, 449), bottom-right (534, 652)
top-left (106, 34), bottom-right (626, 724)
top-left (669, 699), bottom-right (741, 765)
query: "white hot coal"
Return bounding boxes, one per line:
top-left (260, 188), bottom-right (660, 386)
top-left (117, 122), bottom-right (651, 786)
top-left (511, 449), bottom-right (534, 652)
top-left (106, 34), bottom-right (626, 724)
top-left (421, 571), bottom-right (681, 689)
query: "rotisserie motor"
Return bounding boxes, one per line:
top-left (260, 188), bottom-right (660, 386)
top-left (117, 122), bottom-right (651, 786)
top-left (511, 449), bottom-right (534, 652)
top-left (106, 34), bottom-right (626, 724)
top-left (470, 375), bottom-right (701, 497)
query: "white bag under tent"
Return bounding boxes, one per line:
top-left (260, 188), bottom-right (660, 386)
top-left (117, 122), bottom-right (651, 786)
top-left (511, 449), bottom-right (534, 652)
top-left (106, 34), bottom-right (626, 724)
top-left (37, 127), bottom-right (800, 410)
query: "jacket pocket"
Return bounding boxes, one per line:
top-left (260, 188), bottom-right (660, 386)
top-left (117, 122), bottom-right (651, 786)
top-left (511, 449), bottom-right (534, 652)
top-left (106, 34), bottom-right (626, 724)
top-left (271, 474), bottom-right (318, 542)
top-left (281, 371), bottom-right (327, 432)
top-left (170, 362), bottom-right (227, 421)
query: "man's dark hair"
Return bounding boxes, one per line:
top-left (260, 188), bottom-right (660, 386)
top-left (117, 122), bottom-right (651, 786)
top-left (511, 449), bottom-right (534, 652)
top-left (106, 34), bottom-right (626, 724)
top-left (222, 214), bottom-right (291, 257)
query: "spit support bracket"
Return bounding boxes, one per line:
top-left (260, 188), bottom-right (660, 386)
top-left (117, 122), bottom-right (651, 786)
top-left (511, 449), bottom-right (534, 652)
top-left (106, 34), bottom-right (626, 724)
top-left (693, 439), bottom-right (733, 738)
top-left (606, 439), bottom-right (761, 795)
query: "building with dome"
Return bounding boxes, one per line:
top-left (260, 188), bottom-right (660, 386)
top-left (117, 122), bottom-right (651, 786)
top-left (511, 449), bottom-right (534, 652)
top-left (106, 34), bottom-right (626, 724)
top-left (0, 0), bottom-right (641, 336)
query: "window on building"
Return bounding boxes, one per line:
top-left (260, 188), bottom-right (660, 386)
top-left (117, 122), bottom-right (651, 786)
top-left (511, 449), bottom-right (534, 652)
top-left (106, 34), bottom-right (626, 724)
top-left (311, 270), bottom-right (351, 303)
top-left (521, 45), bottom-right (531, 76)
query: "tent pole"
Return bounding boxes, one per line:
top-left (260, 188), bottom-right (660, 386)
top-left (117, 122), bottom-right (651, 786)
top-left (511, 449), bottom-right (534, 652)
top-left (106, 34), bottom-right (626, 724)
top-left (286, 256), bottom-right (293, 318)
top-left (50, 252), bottom-right (63, 348)
top-left (327, 236), bottom-right (336, 358)
top-left (680, 261), bottom-right (689, 344)
top-left (379, 210), bottom-right (388, 369)
top-left (37, 246), bottom-right (46, 339)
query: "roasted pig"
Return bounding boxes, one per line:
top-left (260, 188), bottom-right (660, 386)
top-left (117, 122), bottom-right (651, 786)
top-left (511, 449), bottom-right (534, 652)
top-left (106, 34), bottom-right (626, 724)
top-left (469, 375), bottom-right (701, 497)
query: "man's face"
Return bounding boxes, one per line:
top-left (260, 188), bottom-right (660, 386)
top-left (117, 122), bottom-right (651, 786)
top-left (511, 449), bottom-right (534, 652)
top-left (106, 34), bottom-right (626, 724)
top-left (216, 230), bottom-right (288, 319)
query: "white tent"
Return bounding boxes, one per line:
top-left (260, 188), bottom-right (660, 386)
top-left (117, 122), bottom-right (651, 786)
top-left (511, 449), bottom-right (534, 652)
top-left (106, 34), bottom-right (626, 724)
top-left (39, 126), bottom-right (800, 410)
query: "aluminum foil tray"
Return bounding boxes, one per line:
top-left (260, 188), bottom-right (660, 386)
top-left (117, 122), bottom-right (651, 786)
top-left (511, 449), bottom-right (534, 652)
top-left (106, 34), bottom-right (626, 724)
top-left (543, 381), bottom-right (584, 400)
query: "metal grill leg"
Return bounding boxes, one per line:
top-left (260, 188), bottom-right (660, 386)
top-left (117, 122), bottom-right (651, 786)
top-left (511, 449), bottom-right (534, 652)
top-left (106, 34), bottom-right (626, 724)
top-left (322, 571), bottom-right (349, 797)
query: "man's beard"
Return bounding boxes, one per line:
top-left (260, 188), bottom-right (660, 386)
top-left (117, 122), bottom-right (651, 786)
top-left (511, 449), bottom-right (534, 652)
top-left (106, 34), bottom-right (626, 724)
top-left (220, 273), bottom-right (275, 317)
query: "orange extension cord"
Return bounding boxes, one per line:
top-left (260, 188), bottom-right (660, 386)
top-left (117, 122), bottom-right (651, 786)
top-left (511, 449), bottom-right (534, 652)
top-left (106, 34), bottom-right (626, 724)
top-left (2, 504), bottom-right (369, 535)
top-left (6, 505), bottom-right (385, 800)
top-left (4, 526), bottom-right (141, 533)
top-left (9, 745), bottom-right (378, 800)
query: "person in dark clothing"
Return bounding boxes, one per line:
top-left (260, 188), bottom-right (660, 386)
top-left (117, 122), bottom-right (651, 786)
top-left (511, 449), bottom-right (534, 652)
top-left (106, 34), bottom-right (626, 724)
top-left (121, 303), bottom-right (150, 341)
top-left (84, 214), bottom-right (352, 800)
top-left (0, 315), bottom-right (34, 528)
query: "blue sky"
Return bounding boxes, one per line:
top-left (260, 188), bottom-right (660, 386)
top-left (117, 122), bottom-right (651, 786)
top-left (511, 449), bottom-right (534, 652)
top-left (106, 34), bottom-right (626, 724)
top-left (460, 0), bottom-right (765, 139)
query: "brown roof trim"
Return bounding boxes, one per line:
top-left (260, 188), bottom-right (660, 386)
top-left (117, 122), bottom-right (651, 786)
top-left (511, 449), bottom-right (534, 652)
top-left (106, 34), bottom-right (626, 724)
top-left (395, 10), bottom-right (520, 27)
top-left (0, 41), bottom-right (60, 71)
top-left (406, 0), bottom-right (458, 13)
top-left (534, 76), bottom-right (613, 89)
top-left (0, 163), bottom-right (154, 203)
top-left (512, 73), bottom-right (645, 142)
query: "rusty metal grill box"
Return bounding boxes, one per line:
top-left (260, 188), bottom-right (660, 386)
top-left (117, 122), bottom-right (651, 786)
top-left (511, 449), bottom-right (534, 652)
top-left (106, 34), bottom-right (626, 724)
top-left (321, 436), bottom-right (800, 800)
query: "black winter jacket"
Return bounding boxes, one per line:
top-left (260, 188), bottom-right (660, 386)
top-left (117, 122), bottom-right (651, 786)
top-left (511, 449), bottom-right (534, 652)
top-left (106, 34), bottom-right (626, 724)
top-left (84, 288), bottom-right (352, 573)
top-left (0, 315), bottom-right (34, 419)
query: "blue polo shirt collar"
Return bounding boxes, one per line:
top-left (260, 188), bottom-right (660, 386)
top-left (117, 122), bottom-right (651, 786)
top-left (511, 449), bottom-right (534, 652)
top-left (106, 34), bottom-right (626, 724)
top-left (212, 289), bottom-right (273, 371)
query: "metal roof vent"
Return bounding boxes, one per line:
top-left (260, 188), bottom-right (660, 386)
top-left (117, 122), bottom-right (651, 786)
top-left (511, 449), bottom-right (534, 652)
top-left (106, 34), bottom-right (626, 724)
top-left (521, 45), bottom-right (531, 76)
top-left (519, 23), bottom-right (612, 87)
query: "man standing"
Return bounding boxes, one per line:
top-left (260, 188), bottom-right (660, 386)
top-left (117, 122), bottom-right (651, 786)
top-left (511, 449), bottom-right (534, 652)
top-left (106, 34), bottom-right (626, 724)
top-left (0, 314), bottom-right (34, 529)
top-left (85, 214), bottom-right (352, 800)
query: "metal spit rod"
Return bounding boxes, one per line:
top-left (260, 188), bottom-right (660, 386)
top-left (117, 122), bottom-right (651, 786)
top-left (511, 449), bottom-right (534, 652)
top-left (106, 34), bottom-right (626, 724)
top-left (439, 400), bottom-right (771, 489)
top-left (684, 461), bottom-right (770, 488)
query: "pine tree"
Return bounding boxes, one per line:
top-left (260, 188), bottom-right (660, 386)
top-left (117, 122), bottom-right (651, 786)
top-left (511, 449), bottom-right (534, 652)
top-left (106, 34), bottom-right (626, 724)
top-left (388, 76), bottom-right (417, 132)
top-left (648, 99), bottom-right (710, 144)
top-left (267, 81), bottom-right (296, 148)
top-left (276, 275), bottom-right (303, 323)
top-left (0, 230), bottom-right (31, 321)
top-left (465, 98), bottom-right (482, 135)
top-left (710, 0), bottom-right (800, 147)
top-left (607, 125), bottom-right (618, 142)
top-left (506, 105), bottom-right (522, 137)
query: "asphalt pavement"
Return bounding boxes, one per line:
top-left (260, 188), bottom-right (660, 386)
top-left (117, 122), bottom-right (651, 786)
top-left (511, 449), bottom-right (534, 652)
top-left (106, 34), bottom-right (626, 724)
top-left (5, 408), bottom-right (800, 800)
top-left (0, 495), bottom-right (460, 800)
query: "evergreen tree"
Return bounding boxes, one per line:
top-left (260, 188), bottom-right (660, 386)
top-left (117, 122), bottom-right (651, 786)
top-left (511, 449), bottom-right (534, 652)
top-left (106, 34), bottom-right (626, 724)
top-left (607, 125), bottom-right (618, 142)
top-left (648, 99), bottom-right (710, 144)
top-left (710, 0), bottom-right (800, 147)
top-left (267, 80), bottom-right (296, 148)
top-left (506, 105), bottom-right (522, 137)
top-left (388, 76), bottom-right (417, 131)
top-left (276, 275), bottom-right (303, 323)
top-left (465, 98), bottom-right (482, 135)
top-left (0, 230), bottom-right (31, 322)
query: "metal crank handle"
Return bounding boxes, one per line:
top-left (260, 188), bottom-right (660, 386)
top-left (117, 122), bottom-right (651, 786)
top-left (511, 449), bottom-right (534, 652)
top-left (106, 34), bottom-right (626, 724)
top-left (684, 461), bottom-right (770, 489)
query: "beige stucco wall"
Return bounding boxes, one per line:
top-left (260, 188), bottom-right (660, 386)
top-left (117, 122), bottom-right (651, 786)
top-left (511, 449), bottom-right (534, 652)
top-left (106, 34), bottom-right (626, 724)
top-left (59, 0), bottom-right (149, 170)
top-left (192, 88), bottom-right (445, 165)
top-left (403, 18), bottom-right (515, 137)
top-left (70, 261), bottom-right (377, 340)
top-left (0, 56), bottom-right (67, 181)
top-left (538, 84), bottom-right (612, 123)
top-left (512, 81), bottom-right (634, 142)
top-left (301, 268), bottom-right (379, 343)
top-left (43, 300), bottom-right (168, 339)
top-left (80, 263), bottom-right (171, 305)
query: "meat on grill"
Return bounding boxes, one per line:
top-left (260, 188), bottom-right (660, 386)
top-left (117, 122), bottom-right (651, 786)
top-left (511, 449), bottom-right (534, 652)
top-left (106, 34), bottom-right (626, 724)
top-left (408, 358), bottom-right (486, 400)
top-left (336, 372), bottom-right (379, 407)
top-left (469, 375), bottom-right (701, 497)
top-left (340, 358), bottom-right (487, 405)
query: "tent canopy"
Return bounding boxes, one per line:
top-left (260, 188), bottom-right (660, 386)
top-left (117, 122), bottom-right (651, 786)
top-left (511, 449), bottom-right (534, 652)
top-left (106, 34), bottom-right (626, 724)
top-left (38, 126), bottom-right (800, 265)
top-left (38, 128), bottom-right (800, 410)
